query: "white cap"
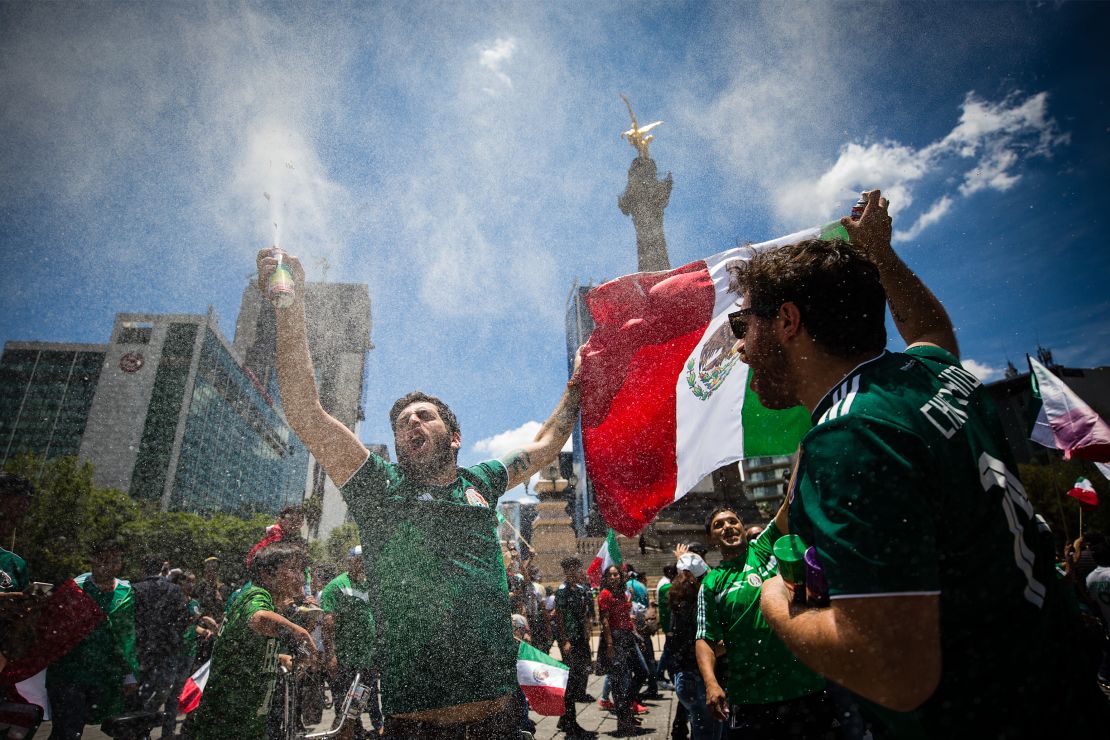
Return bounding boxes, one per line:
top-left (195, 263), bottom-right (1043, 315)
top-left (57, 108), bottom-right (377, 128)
top-left (676, 553), bottom-right (708, 578)
top-left (348, 545), bottom-right (362, 558)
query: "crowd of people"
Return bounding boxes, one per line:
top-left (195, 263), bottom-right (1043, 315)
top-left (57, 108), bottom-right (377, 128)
top-left (3, 187), bottom-right (1110, 739)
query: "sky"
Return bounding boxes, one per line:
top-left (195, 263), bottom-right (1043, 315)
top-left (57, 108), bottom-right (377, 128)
top-left (2, 1), bottom-right (1109, 498)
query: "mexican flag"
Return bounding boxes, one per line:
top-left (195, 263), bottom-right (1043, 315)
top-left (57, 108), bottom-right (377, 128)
top-left (579, 227), bottom-right (818, 535)
top-left (178, 659), bottom-right (210, 714)
top-left (1028, 355), bottom-right (1110, 462)
top-left (586, 529), bottom-right (623, 588)
top-left (516, 640), bottom-right (569, 716)
top-left (1067, 477), bottom-right (1099, 508)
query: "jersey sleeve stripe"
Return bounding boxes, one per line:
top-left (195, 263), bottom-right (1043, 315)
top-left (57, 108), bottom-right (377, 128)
top-left (829, 590), bottom-right (941, 600)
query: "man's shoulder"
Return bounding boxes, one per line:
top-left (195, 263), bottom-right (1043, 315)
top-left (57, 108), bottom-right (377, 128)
top-left (460, 459), bottom-right (509, 491)
top-left (341, 450), bottom-right (399, 491)
top-left (1087, 566), bottom-right (1110, 586)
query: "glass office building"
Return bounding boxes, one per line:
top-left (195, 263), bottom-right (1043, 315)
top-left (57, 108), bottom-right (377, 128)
top-left (170, 328), bottom-right (308, 515)
top-left (0, 343), bottom-right (106, 466)
top-left (119, 316), bottom-right (308, 516)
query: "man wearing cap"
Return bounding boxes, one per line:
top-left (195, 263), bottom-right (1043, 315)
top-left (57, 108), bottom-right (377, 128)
top-left (320, 546), bottom-right (381, 738)
top-left (258, 249), bottom-right (581, 737)
top-left (695, 500), bottom-right (837, 738)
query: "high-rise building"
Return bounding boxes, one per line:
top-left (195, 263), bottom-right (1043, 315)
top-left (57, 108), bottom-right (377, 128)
top-left (83, 311), bottom-right (310, 515)
top-left (0, 312), bottom-right (310, 517)
top-left (233, 280), bottom-right (373, 538)
top-left (0, 342), bottom-right (106, 467)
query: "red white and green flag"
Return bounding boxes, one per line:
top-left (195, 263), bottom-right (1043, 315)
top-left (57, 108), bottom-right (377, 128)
top-left (1067, 477), bottom-right (1099, 508)
top-left (178, 659), bottom-right (210, 714)
top-left (579, 228), bottom-right (818, 535)
top-left (1028, 356), bottom-right (1110, 462)
top-left (516, 640), bottom-right (569, 716)
top-left (586, 529), bottom-right (623, 588)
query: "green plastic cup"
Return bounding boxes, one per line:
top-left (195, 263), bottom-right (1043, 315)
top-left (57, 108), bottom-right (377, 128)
top-left (773, 534), bottom-right (808, 604)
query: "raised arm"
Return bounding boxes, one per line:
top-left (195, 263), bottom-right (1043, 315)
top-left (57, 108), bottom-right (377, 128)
top-left (498, 352), bottom-right (582, 490)
top-left (257, 249), bottom-right (368, 487)
top-left (840, 190), bottom-right (959, 356)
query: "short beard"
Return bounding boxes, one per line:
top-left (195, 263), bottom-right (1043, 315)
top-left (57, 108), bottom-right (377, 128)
top-left (749, 335), bottom-right (798, 410)
top-left (398, 439), bottom-right (457, 481)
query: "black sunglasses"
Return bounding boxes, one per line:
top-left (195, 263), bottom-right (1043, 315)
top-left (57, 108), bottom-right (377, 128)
top-left (727, 305), bottom-right (780, 340)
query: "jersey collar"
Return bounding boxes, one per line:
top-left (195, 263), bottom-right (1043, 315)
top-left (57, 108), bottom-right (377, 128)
top-left (811, 350), bottom-right (890, 424)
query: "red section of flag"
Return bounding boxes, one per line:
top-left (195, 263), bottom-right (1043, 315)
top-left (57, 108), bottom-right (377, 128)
top-left (580, 261), bottom-right (716, 535)
top-left (178, 659), bottom-right (210, 714)
top-left (521, 683), bottom-right (566, 716)
top-left (1067, 487), bottom-right (1099, 508)
top-left (0, 578), bottom-right (106, 685)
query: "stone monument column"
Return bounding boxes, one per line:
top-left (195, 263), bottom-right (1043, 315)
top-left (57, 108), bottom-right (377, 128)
top-left (618, 96), bottom-right (672, 272)
top-left (529, 463), bottom-right (580, 586)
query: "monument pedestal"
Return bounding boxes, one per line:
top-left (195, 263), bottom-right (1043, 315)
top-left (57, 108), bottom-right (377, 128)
top-left (529, 493), bottom-right (579, 586)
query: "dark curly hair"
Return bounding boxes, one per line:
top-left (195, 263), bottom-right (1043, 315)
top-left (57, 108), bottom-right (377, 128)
top-left (388, 391), bottom-right (460, 437)
top-left (726, 238), bottom-right (887, 359)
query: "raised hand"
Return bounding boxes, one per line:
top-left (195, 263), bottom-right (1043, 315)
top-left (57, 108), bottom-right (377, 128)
top-left (840, 189), bottom-right (892, 255)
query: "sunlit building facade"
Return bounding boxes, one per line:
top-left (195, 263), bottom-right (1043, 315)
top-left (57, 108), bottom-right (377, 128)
top-left (81, 311), bottom-right (309, 516)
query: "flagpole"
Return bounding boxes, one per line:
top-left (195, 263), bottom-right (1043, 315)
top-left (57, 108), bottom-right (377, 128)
top-left (500, 515), bottom-right (535, 553)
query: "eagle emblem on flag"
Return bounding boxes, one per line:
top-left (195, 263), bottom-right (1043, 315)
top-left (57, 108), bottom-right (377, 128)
top-left (685, 322), bottom-right (742, 401)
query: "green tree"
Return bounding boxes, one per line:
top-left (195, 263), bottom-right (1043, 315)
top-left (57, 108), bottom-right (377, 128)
top-left (4, 455), bottom-right (137, 584)
top-left (324, 522), bottom-right (360, 562)
top-left (4, 454), bottom-right (298, 587)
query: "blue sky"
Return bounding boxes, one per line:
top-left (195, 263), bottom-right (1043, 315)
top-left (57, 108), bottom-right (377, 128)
top-left (2, 1), bottom-right (1108, 492)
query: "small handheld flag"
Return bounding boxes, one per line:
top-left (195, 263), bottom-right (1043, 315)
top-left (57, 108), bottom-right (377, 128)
top-left (586, 529), bottom-right (623, 588)
top-left (1067, 477), bottom-right (1099, 508)
top-left (516, 641), bottom-right (569, 716)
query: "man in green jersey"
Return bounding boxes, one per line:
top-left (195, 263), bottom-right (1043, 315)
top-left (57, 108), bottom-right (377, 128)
top-left (258, 249), bottom-right (581, 737)
top-left (188, 542), bottom-right (318, 740)
top-left (695, 500), bottom-right (836, 738)
top-left (728, 190), bottom-right (1106, 736)
top-left (46, 539), bottom-right (140, 740)
top-left (553, 556), bottom-right (597, 738)
top-left (321, 546), bottom-right (381, 738)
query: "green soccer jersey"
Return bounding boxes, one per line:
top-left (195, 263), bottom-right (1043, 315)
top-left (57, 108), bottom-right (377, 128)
top-left (47, 574), bottom-right (139, 722)
top-left (341, 454), bottom-right (517, 716)
top-left (789, 345), bottom-right (1087, 736)
top-left (657, 581), bottom-right (672, 633)
top-left (0, 547), bottom-right (28, 592)
top-left (190, 586), bottom-right (279, 740)
top-left (695, 523), bottom-right (825, 705)
top-left (183, 597), bottom-right (201, 658)
top-left (320, 571), bottom-right (376, 668)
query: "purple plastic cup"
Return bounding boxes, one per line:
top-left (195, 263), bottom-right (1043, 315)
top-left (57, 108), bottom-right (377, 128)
top-left (804, 547), bottom-right (829, 607)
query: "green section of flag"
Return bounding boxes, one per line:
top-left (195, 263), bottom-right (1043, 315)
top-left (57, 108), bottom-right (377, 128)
top-left (606, 529), bottom-right (623, 567)
top-left (740, 367), bottom-right (811, 457)
top-left (518, 639), bottom-right (569, 670)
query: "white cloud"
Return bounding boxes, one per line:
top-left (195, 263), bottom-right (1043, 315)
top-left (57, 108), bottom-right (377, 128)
top-left (894, 195), bottom-right (953, 243)
top-left (771, 92), bottom-right (1066, 242)
top-left (471, 420), bottom-right (573, 459)
top-left (478, 37), bottom-right (517, 91)
top-left (472, 420), bottom-right (542, 459)
top-left (961, 358), bottom-right (1003, 383)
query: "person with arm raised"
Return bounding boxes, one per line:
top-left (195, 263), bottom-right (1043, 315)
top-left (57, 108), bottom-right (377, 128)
top-left (256, 249), bottom-right (582, 736)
